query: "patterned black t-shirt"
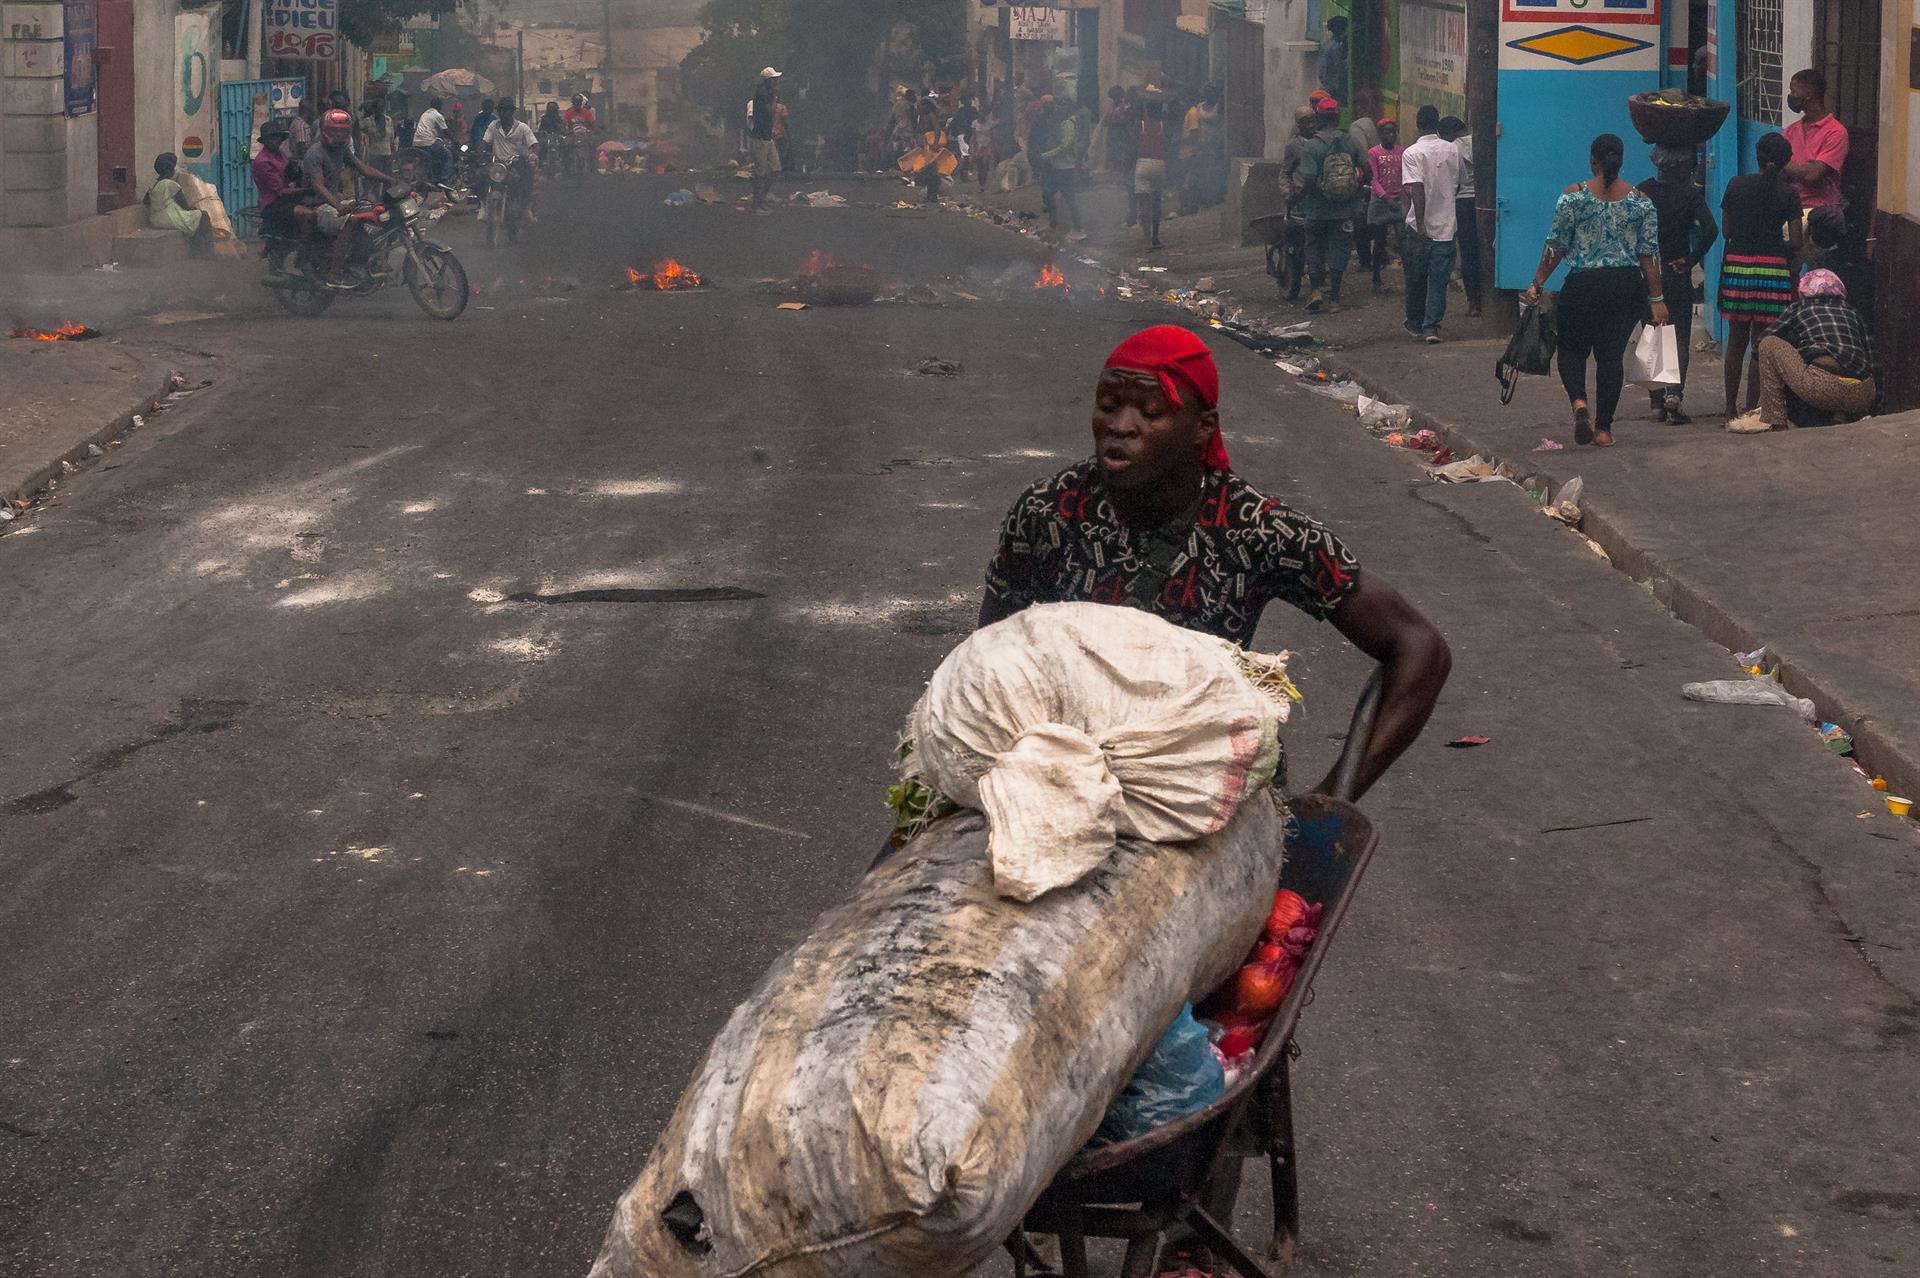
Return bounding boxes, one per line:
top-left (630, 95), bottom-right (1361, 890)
top-left (984, 461), bottom-right (1363, 647)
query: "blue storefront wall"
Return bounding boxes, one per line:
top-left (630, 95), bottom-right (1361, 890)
top-left (1493, 0), bottom-right (1669, 291)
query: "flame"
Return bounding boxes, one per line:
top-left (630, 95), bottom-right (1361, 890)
top-left (625, 266), bottom-right (644, 288)
top-left (8, 321), bottom-right (94, 341)
top-left (798, 250), bottom-right (837, 278)
top-left (650, 258), bottom-right (703, 290)
top-left (1034, 264), bottom-right (1068, 291)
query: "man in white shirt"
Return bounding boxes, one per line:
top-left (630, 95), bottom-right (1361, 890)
top-left (413, 96), bottom-right (452, 181)
top-left (482, 99), bottom-right (540, 222)
top-left (1399, 104), bottom-right (1462, 343)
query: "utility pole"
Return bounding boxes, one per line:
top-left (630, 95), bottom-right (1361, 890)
top-left (1467, 0), bottom-right (1505, 321)
top-left (600, 0), bottom-right (616, 127)
top-left (517, 27), bottom-right (525, 110)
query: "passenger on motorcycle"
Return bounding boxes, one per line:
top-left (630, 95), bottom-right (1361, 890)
top-left (483, 99), bottom-right (540, 221)
top-left (413, 96), bottom-right (453, 181)
top-left (296, 108), bottom-right (401, 285)
top-left (561, 93), bottom-right (598, 175)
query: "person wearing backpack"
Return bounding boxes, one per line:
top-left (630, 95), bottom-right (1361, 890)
top-left (1291, 96), bottom-right (1369, 312)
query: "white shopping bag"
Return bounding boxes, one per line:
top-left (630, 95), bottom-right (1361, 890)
top-left (1628, 322), bottom-right (1682, 386)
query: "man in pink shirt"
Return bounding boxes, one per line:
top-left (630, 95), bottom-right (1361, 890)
top-left (1782, 68), bottom-right (1848, 212)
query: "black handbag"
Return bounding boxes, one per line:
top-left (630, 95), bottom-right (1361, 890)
top-left (1496, 302), bottom-right (1558, 404)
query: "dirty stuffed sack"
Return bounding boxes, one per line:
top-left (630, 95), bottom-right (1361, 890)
top-left (587, 800), bottom-right (1289, 1278)
top-left (902, 602), bottom-right (1296, 901)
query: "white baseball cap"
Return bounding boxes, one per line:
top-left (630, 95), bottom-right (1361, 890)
top-left (760, 67), bottom-right (782, 79)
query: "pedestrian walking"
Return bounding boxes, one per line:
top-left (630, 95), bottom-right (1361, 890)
top-left (1521, 134), bottom-right (1666, 448)
top-left (1440, 117), bottom-right (1483, 317)
top-left (747, 67), bottom-right (783, 212)
top-left (1636, 144), bottom-right (1718, 423)
top-left (1132, 95), bottom-right (1171, 250)
top-left (1276, 106), bottom-right (1316, 300)
top-left (1400, 105), bottom-right (1462, 343)
top-left (1293, 96), bottom-right (1368, 313)
top-left (1717, 132), bottom-right (1802, 420)
top-left (1362, 117), bottom-right (1405, 292)
top-left (1727, 269), bottom-right (1877, 433)
top-left (1103, 85), bottom-right (1138, 209)
top-left (1037, 97), bottom-right (1083, 237)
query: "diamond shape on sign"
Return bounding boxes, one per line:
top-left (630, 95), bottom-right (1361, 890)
top-left (1507, 25), bottom-right (1653, 65)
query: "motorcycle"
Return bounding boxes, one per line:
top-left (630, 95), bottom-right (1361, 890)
top-left (262, 182), bottom-right (469, 320)
top-left (565, 126), bottom-right (596, 179)
top-left (483, 157), bottom-right (535, 247)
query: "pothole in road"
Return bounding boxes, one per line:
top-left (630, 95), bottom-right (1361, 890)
top-left (506, 587), bottom-right (764, 604)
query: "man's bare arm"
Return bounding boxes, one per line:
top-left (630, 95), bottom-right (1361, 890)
top-left (1313, 574), bottom-right (1451, 798)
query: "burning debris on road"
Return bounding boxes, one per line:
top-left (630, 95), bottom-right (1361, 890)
top-left (1033, 264), bottom-right (1069, 293)
top-left (626, 259), bottom-right (706, 291)
top-left (8, 322), bottom-right (102, 341)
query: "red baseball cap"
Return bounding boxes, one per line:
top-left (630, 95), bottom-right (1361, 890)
top-left (1315, 98), bottom-right (1341, 115)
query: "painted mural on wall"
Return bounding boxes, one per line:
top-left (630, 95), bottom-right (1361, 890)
top-left (177, 12), bottom-right (215, 173)
top-left (1500, 0), bottom-right (1661, 73)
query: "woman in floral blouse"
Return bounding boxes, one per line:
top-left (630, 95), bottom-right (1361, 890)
top-left (1521, 134), bottom-right (1668, 447)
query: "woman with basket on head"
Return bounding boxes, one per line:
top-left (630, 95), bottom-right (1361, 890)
top-left (1521, 134), bottom-right (1666, 448)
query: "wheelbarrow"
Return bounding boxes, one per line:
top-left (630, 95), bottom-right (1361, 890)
top-left (1248, 212), bottom-right (1302, 302)
top-left (1007, 670), bottom-right (1385, 1278)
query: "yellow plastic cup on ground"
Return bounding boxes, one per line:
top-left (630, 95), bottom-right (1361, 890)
top-left (1887, 796), bottom-right (1914, 818)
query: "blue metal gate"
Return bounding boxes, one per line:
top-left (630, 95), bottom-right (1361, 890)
top-left (217, 77), bottom-right (307, 233)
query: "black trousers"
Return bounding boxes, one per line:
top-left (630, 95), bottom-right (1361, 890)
top-left (1454, 196), bottom-right (1482, 303)
top-left (1647, 268), bottom-right (1694, 407)
top-left (1557, 266), bottom-right (1647, 431)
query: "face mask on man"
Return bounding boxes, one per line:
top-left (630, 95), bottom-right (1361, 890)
top-left (1787, 94), bottom-right (1807, 114)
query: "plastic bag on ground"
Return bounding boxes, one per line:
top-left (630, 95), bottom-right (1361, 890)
top-left (904, 603), bottom-right (1292, 902)
top-left (588, 799), bottom-right (1290, 1278)
top-left (1682, 679), bottom-right (1817, 721)
top-left (1093, 1004), bottom-right (1226, 1145)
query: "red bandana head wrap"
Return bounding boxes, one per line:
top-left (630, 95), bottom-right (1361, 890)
top-left (1102, 325), bottom-right (1230, 469)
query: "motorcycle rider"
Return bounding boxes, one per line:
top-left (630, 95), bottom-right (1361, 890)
top-left (297, 107), bottom-right (401, 286)
top-left (483, 98), bottom-right (540, 229)
top-left (561, 93), bottom-right (597, 175)
top-left (414, 96), bottom-right (453, 181)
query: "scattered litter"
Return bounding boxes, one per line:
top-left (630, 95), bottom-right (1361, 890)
top-left (664, 189), bottom-right (694, 206)
top-left (794, 189), bottom-right (847, 207)
top-left (1817, 723), bottom-right (1855, 757)
top-left (1137, 265), bottom-right (1169, 273)
top-left (1428, 455), bottom-right (1503, 483)
top-left (1193, 276), bottom-right (1218, 292)
top-left (1857, 810), bottom-right (1876, 820)
top-left (1545, 476), bottom-right (1584, 524)
top-left (130, 414), bottom-right (145, 428)
top-left (776, 301), bottom-right (809, 311)
top-left (87, 443), bottom-right (103, 457)
top-left (912, 357), bottom-right (963, 376)
top-left (1735, 645), bottom-right (1768, 668)
top-left (1871, 776), bottom-right (1889, 792)
top-left (1534, 437), bottom-right (1565, 452)
top-left (1888, 796), bottom-right (1914, 818)
top-left (1682, 679), bottom-right (1817, 722)
top-left (95, 261), bottom-right (120, 272)
top-left (1305, 379), bottom-right (1365, 405)
top-left (954, 290), bottom-right (982, 302)
top-left (1445, 736), bottom-right (1491, 749)
top-left (1356, 395), bottom-right (1411, 430)
top-left (0, 508), bottom-right (14, 522)
top-left (694, 183), bottom-right (724, 204)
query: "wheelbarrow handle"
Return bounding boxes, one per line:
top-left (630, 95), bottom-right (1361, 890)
top-left (1326, 666), bottom-right (1386, 804)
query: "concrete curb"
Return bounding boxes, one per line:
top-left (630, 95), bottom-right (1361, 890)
top-left (2, 368), bottom-right (179, 510)
top-left (1312, 353), bottom-right (1920, 808)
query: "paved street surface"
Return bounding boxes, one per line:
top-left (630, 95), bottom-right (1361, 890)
top-left (4, 176), bottom-right (1918, 1277)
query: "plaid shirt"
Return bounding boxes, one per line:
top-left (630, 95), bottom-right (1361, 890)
top-left (1768, 298), bottom-right (1877, 381)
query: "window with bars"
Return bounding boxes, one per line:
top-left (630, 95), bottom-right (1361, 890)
top-left (1739, 0), bottom-right (1783, 123)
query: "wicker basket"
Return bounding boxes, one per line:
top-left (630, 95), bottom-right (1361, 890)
top-left (1627, 93), bottom-right (1731, 147)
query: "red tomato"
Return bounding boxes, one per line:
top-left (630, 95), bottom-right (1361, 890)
top-left (1234, 962), bottom-right (1288, 1016)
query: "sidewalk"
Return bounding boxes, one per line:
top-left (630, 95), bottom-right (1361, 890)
top-left (952, 167), bottom-right (1920, 807)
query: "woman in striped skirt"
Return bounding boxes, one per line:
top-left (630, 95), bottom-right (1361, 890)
top-left (1717, 133), bottom-right (1803, 420)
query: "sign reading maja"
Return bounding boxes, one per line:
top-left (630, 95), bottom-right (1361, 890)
top-left (1009, 6), bottom-right (1070, 43)
top-left (267, 0), bottom-right (337, 61)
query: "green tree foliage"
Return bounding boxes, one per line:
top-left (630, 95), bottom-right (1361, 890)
top-left (681, 0), bottom-right (964, 130)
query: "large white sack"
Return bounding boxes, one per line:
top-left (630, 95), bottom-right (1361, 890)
top-left (905, 602), bottom-right (1292, 901)
top-left (588, 798), bottom-right (1288, 1278)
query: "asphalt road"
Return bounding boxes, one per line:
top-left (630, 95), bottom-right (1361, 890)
top-left (4, 175), bottom-right (1918, 1277)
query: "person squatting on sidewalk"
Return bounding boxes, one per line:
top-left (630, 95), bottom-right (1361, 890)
top-left (1635, 144), bottom-right (1718, 423)
top-left (1726, 269), bottom-right (1878, 434)
top-left (1400, 105), bottom-right (1461, 344)
top-left (1292, 97), bottom-right (1369, 313)
top-left (1521, 134), bottom-right (1666, 448)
